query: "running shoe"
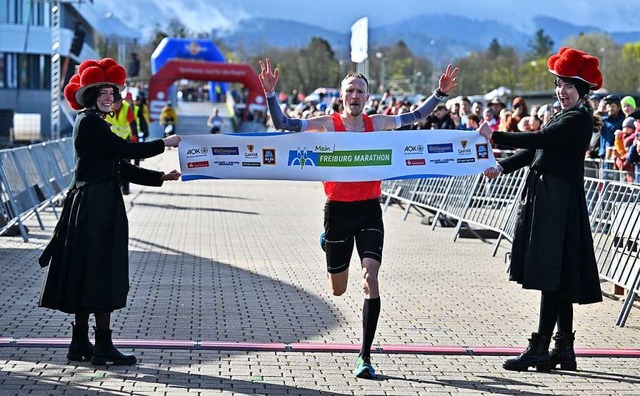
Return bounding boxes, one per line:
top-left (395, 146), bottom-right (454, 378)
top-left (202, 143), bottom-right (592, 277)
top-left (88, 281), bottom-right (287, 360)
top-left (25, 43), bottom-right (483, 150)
top-left (319, 231), bottom-right (326, 252)
top-left (353, 356), bottom-right (376, 379)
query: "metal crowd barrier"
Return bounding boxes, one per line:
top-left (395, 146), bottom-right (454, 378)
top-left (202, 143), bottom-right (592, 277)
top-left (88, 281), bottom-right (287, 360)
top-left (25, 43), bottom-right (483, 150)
top-left (382, 166), bottom-right (640, 327)
top-left (0, 138), bottom-right (73, 241)
top-left (588, 180), bottom-right (640, 326)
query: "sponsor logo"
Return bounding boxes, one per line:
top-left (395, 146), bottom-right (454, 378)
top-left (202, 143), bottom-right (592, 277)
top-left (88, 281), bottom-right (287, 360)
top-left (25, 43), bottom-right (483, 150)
top-left (244, 144), bottom-right (259, 159)
top-left (405, 158), bottom-right (426, 166)
top-left (213, 160), bottom-right (240, 166)
top-left (457, 158), bottom-right (476, 163)
top-left (314, 144), bottom-right (334, 153)
top-left (212, 147), bottom-right (239, 155)
top-left (242, 162), bottom-right (261, 167)
top-left (187, 161), bottom-right (209, 168)
top-left (458, 140), bottom-right (472, 155)
top-left (429, 158), bottom-right (455, 164)
top-left (263, 148), bottom-right (276, 165)
top-left (403, 144), bottom-right (424, 154)
top-left (476, 143), bottom-right (489, 159)
top-left (288, 147), bottom-right (392, 169)
top-left (288, 147), bottom-right (317, 169)
top-left (185, 146), bottom-right (209, 158)
top-left (187, 41), bottom-right (206, 56)
top-left (427, 143), bottom-right (453, 154)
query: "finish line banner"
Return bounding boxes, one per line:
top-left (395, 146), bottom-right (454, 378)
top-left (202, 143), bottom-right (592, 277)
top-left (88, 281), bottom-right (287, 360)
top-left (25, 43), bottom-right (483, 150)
top-left (178, 130), bottom-right (496, 182)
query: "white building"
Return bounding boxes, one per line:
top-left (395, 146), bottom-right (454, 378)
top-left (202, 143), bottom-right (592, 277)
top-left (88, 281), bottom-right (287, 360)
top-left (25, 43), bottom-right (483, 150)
top-left (0, 1), bottom-right (109, 143)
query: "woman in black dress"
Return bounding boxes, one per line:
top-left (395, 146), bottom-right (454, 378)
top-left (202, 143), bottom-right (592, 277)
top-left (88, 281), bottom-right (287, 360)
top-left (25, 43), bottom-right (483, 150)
top-left (480, 47), bottom-right (603, 372)
top-left (39, 58), bottom-right (181, 365)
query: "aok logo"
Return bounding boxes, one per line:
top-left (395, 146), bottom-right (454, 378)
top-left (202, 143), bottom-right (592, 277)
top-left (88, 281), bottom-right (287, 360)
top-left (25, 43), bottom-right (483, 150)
top-left (404, 145), bottom-right (424, 154)
top-left (186, 147), bottom-right (208, 157)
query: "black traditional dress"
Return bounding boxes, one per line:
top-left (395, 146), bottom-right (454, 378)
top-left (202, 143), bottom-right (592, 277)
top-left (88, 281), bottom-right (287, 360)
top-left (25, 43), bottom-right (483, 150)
top-left (39, 109), bottom-right (166, 313)
top-left (493, 104), bottom-right (602, 304)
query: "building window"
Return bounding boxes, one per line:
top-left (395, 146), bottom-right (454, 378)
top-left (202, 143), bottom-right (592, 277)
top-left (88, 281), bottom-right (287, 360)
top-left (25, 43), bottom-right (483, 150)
top-left (0, 53), bottom-right (5, 88)
top-left (5, 53), bottom-right (17, 89)
top-left (0, 1), bottom-right (8, 24)
top-left (0, 53), bottom-right (50, 90)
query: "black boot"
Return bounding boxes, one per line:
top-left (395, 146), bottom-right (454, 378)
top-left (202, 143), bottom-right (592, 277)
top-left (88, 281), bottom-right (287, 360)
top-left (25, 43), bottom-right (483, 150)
top-left (503, 332), bottom-right (551, 372)
top-left (91, 327), bottom-right (137, 366)
top-left (67, 322), bottom-right (94, 361)
top-left (549, 331), bottom-right (576, 371)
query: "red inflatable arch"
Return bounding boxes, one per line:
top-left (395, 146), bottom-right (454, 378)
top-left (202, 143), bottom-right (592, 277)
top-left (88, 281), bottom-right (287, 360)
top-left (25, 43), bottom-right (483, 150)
top-left (148, 59), bottom-right (264, 123)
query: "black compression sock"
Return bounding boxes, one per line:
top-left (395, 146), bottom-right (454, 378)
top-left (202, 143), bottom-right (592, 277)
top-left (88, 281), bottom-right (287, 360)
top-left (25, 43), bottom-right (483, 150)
top-left (360, 297), bottom-right (381, 359)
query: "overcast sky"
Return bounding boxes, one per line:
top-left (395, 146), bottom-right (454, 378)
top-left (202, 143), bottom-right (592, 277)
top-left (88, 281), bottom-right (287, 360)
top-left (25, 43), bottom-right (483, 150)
top-left (95, 0), bottom-right (639, 38)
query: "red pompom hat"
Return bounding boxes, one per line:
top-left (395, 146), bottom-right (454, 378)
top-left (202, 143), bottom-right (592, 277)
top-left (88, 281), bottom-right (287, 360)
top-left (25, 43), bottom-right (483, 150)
top-left (63, 58), bottom-right (127, 110)
top-left (547, 46), bottom-right (603, 90)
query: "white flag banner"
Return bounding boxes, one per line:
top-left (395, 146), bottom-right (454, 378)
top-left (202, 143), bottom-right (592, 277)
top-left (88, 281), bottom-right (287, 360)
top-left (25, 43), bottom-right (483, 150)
top-left (178, 130), bottom-right (496, 182)
top-left (350, 17), bottom-right (368, 64)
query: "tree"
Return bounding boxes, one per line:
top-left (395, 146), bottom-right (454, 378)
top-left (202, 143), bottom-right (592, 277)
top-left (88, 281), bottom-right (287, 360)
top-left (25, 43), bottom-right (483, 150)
top-left (528, 29), bottom-right (554, 59)
top-left (453, 42), bottom-right (520, 96)
top-left (488, 39), bottom-right (501, 59)
top-left (564, 32), bottom-right (617, 90)
top-left (298, 37), bottom-right (338, 92)
top-left (165, 19), bottom-right (189, 38)
top-left (369, 41), bottom-right (432, 94)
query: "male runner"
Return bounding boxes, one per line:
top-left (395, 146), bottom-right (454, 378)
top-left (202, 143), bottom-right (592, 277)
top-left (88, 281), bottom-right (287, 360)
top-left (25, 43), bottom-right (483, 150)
top-left (259, 58), bottom-right (458, 379)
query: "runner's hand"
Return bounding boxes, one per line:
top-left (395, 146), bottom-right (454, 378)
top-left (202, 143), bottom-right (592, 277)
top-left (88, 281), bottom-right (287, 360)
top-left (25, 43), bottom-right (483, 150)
top-left (437, 64), bottom-right (459, 95)
top-left (259, 58), bottom-right (279, 93)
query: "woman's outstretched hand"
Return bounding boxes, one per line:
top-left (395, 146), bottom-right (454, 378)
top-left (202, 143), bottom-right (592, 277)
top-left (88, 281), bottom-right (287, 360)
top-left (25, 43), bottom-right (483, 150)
top-left (163, 135), bottom-right (181, 147)
top-left (161, 169), bottom-right (181, 181)
top-left (483, 164), bottom-right (503, 179)
top-left (477, 121), bottom-right (493, 140)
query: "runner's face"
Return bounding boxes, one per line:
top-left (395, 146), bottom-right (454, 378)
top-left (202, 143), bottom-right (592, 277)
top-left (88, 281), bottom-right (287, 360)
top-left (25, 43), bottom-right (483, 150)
top-left (340, 77), bottom-right (368, 117)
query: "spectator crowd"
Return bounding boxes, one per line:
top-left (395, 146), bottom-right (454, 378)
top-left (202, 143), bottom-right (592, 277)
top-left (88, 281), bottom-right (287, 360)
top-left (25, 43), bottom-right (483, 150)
top-left (266, 89), bottom-right (640, 184)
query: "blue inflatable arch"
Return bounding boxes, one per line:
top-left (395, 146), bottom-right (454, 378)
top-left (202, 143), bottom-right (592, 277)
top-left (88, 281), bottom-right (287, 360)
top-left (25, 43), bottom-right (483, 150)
top-left (151, 38), bottom-right (228, 101)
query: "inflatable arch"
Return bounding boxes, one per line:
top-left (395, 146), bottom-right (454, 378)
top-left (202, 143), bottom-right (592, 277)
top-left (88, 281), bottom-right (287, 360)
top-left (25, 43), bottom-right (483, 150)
top-left (148, 59), bottom-right (264, 124)
top-left (151, 38), bottom-right (228, 102)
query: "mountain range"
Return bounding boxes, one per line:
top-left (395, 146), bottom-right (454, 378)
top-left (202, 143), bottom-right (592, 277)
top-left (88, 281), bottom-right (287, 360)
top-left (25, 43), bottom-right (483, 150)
top-left (211, 14), bottom-right (640, 61)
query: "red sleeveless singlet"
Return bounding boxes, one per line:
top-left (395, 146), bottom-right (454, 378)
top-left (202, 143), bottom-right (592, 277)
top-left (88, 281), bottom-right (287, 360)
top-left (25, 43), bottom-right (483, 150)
top-left (323, 113), bottom-right (381, 202)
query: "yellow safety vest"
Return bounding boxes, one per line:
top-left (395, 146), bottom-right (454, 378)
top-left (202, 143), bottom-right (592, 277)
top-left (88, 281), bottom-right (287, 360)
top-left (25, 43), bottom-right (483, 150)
top-left (106, 101), bottom-right (132, 140)
top-left (133, 104), bottom-right (142, 131)
top-left (142, 105), bottom-right (150, 125)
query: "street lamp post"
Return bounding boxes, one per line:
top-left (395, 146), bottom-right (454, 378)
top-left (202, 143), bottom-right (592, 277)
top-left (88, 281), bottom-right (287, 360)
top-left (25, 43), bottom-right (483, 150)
top-left (375, 52), bottom-right (385, 94)
top-left (414, 72), bottom-right (423, 93)
top-left (429, 40), bottom-right (439, 91)
top-left (530, 60), bottom-right (538, 90)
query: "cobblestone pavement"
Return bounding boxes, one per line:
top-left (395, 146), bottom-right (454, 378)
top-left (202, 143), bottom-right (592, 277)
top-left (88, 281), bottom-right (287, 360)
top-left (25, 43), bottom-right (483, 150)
top-left (0, 151), bottom-right (638, 395)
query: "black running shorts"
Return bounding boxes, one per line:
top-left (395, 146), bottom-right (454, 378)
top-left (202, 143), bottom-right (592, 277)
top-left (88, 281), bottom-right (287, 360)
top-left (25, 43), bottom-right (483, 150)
top-left (323, 199), bottom-right (384, 274)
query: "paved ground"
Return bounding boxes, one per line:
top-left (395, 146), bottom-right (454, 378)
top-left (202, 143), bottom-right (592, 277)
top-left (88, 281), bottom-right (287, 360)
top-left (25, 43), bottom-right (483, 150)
top-left (1, 141), bottom-right (639, 395)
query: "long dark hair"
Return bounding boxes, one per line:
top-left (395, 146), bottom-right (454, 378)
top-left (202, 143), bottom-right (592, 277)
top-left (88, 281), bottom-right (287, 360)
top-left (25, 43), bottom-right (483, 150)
top-left (555, 77), bottom-right (602, 131)
top-left (581, 94), bottom-right (603, 131)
